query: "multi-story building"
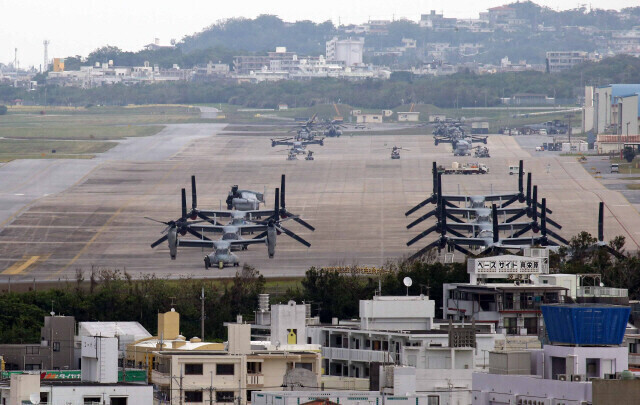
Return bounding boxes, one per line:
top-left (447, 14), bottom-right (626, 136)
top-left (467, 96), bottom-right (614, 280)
top-left (0, 336), bottom-right (152, 405)
top-left (545, 51), bottom-right (588, 73)
top-left (0, 315), bottom-right (75, 371)
top-left (127, 307), bottom-right (321, 405)
top-left (326, 38), bottom-right (364, 66)
top-left (472, 304), bottom-right (633, 405)
top-left (443, 251), bottom-right (628, 337)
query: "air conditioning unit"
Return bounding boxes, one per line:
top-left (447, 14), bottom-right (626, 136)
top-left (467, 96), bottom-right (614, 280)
top-left (557, 374), bottom-right (568, 381)
top-left (571, 374), bottom-right (586, 382)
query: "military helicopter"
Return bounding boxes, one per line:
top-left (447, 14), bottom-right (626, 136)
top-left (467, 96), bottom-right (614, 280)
top-left (192, 174), bottom-right (314, 231)
top-left (226, 184), bottom-right (265, 210)
top-left (149, 183), bottom-right (313, 268)
top-left (322, 119), bottom-right (346, 137)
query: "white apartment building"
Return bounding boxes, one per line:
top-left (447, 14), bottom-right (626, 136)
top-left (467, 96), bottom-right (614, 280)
top-left (326, 37), bottom-right (364, 66)
top-left (305, 295), bottom-right (502, 377)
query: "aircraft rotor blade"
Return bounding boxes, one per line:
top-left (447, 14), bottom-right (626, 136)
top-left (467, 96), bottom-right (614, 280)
top-left (405, 196), bottom-right (435, 216)
top-left (512, 224), bottom-right (533, 238)
top-left (506, 210), bottom-right (527, 223)
top-left (407, 226), bottom-right (438, 246)
top-left (545, 229), bottom-right (568, 245)
top-left (288, 213), bottom-right (315, 231)
top-left (181, 188), bottom-right (187, 219)
top-left (276, 224), bottom-right (311, 247)
top-left (598, 202), bottom-right (604, 242)
top-left (500, 195), bottom-right (519, 208)
top-left (407, 210), bottom-right (436, 229)
top-left (186, 228), bottom-right (211, 241)
top-left (144, 217), bottom-right (170, 225)
top-left (191, 175), bottom-right (197, 210)
top-left (280, 174), bottom-right (286, 210)
top-left (150, 234), bottom-right (168, 248)
top-left (408, 240), bottom-right (441, 261)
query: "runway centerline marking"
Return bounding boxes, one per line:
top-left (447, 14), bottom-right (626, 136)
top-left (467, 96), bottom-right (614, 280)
top-left (2, 256), bottom-right (40, 275)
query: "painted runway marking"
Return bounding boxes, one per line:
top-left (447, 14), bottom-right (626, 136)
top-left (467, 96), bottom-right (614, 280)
top-left (2, 256), bottom-right (40, 275)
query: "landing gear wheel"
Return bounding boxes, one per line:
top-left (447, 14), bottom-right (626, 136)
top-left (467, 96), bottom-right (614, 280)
top-left (204, 257), bottom-right (210, 269)
top-left (234, 263), bottom-right (239, 267)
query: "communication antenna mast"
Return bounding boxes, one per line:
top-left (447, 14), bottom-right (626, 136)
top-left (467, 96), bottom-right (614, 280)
top-left (14, 48), bottom-right (18, 71)
top-left (43, 40), bottom-right (50, 72)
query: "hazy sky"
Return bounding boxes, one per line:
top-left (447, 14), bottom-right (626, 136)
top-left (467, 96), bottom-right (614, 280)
top-left (2, 0), bottom-right (639, 67)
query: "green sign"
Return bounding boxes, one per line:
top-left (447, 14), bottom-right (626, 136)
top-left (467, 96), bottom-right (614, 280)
top-left (1, 369), bottom-right (146, 383)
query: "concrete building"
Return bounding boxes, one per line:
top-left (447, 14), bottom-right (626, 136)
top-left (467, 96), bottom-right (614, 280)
top-left (128, 308), bottom-right (321, 405)
top-left (397, 112), bottom-right (420, 122)
top-left (306, 295), bottom-right (503, 376)
top-left (326, 37), bottom-right (364, 67)
top-left (0, 335), bottom-right (152, 405)
top-left (587, 84), bottom-right (640, 137)
top-left (443, 251), bottom-right (628, 337)
top-left (546, 51), bottom-right (588, 73)
top-left (0, 315), bottom-right (75, 371)
top-left (471, 304), bottom-right (632, 405)
top-left (355, 113), bottom-right (383, 124)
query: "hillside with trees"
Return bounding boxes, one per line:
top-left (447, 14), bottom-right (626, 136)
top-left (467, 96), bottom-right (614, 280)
top-left (4, 55), bottom-right (639, 109)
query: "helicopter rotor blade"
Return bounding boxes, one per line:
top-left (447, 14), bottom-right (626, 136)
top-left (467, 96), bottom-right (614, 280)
top-left (150, 234), bottom-right (168, 248)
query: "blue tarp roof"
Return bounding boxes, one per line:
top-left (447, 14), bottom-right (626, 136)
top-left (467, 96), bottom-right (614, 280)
top-left (541, 304), bottom-right (630, 346)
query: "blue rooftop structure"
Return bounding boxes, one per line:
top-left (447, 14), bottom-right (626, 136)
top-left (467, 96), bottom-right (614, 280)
top-left (541, 304), bottom-right (630, 346)
top-left (602, 84), bottom-right (640, 116)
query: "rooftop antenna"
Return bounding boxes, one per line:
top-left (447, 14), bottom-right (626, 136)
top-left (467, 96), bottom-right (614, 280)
top-left (403, 277), bottom-right (413, 296)
top-left (14, 48), bottom-right (18, 72)
top-left (50, 299), bottom-right (55, 316)
top-left (169, 296), bottom-right (176, 310)
top-left (43, 40), bottom-right (50, 73)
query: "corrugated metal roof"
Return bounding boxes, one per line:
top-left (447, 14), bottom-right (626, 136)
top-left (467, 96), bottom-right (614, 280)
top-left (78, 322), bottom-right (151, 339)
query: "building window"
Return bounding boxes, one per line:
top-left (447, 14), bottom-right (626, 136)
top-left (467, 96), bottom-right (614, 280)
top-left (503, 317), bottom-right (518, 335)
top-left (295, 363), bottom-right (312, 371)
top-left (52, 342), bottom-right (60, 352)
top-left (185, 391), bottom-right (203, 403)
top-left (216, 391), bottom-right (235, 403)
top-left (185, 363), bottom-right (203, 375)
top-left (216, 364), bottom-right (235, 375)
top-left (427, 396), bottom-right (439, 405)
top-left (247, 362), bottom-right (262, 374)
top-left (83, 397), bottom-right (101, 405)
top-left (110, 398), bottom-right (127, 405)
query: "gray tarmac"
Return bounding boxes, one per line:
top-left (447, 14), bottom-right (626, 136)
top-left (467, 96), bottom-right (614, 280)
top-left (2, 125), bottom-right (640, 283)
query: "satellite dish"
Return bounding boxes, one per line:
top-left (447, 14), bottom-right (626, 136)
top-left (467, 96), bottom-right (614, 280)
top-left (29, 393), bottom-right (40, 405)
top-left (403, 277), bottom-right (413, 287)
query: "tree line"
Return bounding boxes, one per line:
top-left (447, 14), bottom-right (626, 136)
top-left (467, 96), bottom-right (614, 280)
top-left (3, 55), bottom-right (639, 110)
top-left (0, 230), bottom-right (638, 345)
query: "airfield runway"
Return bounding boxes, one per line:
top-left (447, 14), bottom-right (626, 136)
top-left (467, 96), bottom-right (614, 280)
top-left (2, 122), bottom-right (640, 284)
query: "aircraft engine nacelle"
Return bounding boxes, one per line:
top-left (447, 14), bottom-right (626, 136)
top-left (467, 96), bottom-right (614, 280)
top-left (167, 227), bottom-right (178, 260)
top-left (267, 226), bottom-right (277, 258)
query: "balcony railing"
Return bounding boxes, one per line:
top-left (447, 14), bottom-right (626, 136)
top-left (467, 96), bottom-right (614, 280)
top-left (322, 347), bottom-right (396, 363)
top-left (577, 286), bottom-right (628, 298)
top-left (246, 373), bottom-right (264, 386)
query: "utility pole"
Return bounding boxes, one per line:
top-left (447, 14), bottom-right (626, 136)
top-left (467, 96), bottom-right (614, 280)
top-left (209, 371), bottom-right (214, 405)
top-left (200, 287), bottom-right (205, 340)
